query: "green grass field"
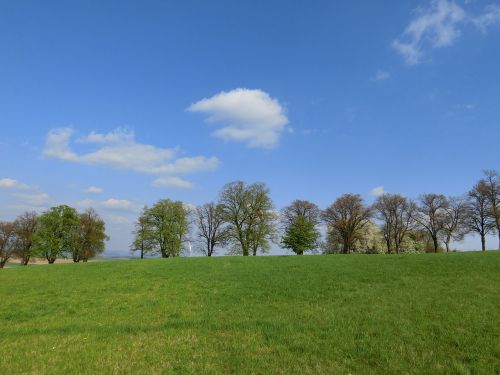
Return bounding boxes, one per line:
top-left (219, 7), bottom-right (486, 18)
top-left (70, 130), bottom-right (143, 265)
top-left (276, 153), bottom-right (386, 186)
top-left (0, 252), bottom-right (499, 374)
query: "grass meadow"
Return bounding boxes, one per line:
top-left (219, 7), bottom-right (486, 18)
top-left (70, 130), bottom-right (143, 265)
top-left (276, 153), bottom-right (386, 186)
top-left (0, 252), bottom-right (499, 374)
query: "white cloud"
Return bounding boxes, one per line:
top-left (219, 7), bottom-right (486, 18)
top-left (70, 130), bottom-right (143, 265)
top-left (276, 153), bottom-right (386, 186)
top-left (152, 176), bottom-right (194, 189)
top-left (85, 186), bottom-right (103, 194)
top-left (0, 178), bottom-right (29, 189)
top-left (370, 186), bottom-right (386, 197)
top-left (393, 0), bottom-right (500, 65)
top-left (102, 198), bottom-right (133, 211)
top-left (188, 88), bottom-right (289, 149)
top-left (15, 193), bottom-right (50, 205)
top-left (372, 71), bottom-right (390, 82)
top-left (43, 128), bottom-right (219, 189)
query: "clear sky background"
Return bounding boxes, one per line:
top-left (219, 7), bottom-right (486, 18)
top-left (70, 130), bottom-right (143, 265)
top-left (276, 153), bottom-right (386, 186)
top-left (1, 0), bottom-right (499, 255)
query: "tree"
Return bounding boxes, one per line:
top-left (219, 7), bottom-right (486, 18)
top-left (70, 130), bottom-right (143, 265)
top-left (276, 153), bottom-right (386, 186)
top-left (281, 200), bottom-right (321, 226)
top-left (280, 200), bottom-right (321, 255)
top-left (131, 206), bottom-right (154, 259)
top-left (194, 202), bottom-right (228, 256)
top-left (0, 222), bottom-right (16, 268)
top-left (468, 181), bottom-right (496, 251)
top-left (32, 205), bottom-right (79, 264)
top-left (482, 170), bottom-right (500, 249)
top-left (439, 196), bottom-right (469, 252)
top-left (281, 215), bottom-right (320, 255)
top-left (322, 194), bottom-right (372, 254)
top-left (219, 181), bottom-right (276, 256)
top-left (146, 199), bottom-right (190, 258)
top-left (373, 194), bottom-right (415, 254)
top-left (12, 211), bottom-right (39, 265)
top-left (413, 194), bottom-right (448, 253)
top-left (73, 208), bottom-right (108, 262)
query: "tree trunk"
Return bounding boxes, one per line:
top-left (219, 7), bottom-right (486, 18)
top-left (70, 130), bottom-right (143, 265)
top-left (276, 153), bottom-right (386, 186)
top-left (0, 260), bottom-right (6, 268)
top-left (22, 256), bottom-right (29, 266)
top-left (432, 236), bottom-right (439, 253)
top-left (140, 249), bottom-right (144, 259)
top-left (445, 241), bottom-right (450, 253)
top-left (48, 259), bottom-right (55, 264)
top-left (481, 235), bottom-right (486, 251)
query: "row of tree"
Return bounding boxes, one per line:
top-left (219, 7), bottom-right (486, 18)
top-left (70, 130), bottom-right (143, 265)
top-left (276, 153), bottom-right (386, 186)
top-left (131, 170), bottom-right (500, 257)
top-left (0, 206), bottom-right (108, 268)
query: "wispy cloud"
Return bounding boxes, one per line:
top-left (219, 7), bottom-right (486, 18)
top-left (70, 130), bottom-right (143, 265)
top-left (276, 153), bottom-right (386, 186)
top-left (370, 186), bottom-right (386, 197)
top-left (14, 192), bottom-right (50, 205)
top-left (101, 198), bottom-right (134, 211)
top-left (152, 176), bottom-right (194, 189)
top-left (43, 128), bottom-right (219, 189)
top-left (85, 186), bottom-right (103, 194)
top-left (393, 0), bottom-right (500, 65)
top-left (188, 88), bottom-right (289, 149)
top-left (372, 70), bottom-right (391, 82)
top-left (0, 178), bottom-right (29, 189)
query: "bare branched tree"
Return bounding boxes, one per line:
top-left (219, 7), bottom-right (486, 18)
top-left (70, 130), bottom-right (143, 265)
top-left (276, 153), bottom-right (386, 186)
top-left (468, 181), bottom-right (496, 251)
top-left (13, 211), bottom-right (39, 265)
top-left (195, 202), bottom-right (228, 256)
top-left (482, 170), bottom-right (500, 249)
top-left (0, 222), bottom-right (16, 268)
top-left (373, 194), bottom-right (416, 254)
top-left (439, 196), bottom-right (469, 252)
top-left (322, 194), bottom-right (372, 254)
top-left (414, 194), bottom-right (448, 253)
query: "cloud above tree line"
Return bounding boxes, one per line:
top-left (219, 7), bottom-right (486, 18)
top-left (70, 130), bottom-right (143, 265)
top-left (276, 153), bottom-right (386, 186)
top-left (43, 128), bottom-right (219, 189)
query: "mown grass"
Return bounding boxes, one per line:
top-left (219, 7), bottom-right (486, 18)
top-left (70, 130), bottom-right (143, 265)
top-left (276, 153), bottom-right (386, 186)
top-left (0, 252), bottom-right (499, 374)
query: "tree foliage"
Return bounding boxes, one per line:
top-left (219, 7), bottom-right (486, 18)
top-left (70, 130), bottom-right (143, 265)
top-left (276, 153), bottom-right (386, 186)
top-left (32, 205), bottom-right (80, 264)
top-left (219, 181), bottom-right (276, 256)
top-left (142, 199), bottom-right (190, 258)
top-left (280, 200), bottom-right (320, 255)
top-left (73, 208), bottom-right (108, 262)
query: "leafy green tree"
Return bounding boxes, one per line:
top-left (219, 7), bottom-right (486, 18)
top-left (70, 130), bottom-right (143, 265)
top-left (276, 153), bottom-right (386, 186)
top-left (0, 222), bottom-right (16, 268)
top-left (74, 208), bottom-right (108, 262)
top-left (281, 215), bottom-right (320, 255)
top-left (219, 181), bottom-right (276, 256)
top-left (131, 206), bottom-right (155, 259)
top-left (13, 211), bottom-right (39, 265)
top-left (146, 199), bottom-right (190, 258)
top-left (33, 205), bottom-right (79, 264)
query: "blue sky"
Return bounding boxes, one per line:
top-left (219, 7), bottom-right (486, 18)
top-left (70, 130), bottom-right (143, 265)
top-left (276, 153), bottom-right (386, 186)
top-left (1, 0), bottom-right (499, 255)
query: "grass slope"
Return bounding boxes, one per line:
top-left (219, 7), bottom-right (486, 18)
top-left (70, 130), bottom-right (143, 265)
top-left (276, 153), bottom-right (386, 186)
top-left (0, 252), bottom-right (499, 374)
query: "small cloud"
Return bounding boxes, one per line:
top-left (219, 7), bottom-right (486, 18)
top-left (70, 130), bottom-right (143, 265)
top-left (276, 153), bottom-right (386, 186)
top-left (152, 176), bottom-right (194, 189)
top-left (188, 88), bottom-right (289, 149)
top-left (370, 186), bottom-right (386, 197)
top-left (302, 129), bottom-right (312, 135)
top-left (73, 199), bottom-right (95, 209)
top-left (372, 71), bottom-right (390, 82)
top-left (0, 178), bottom-right (29, 189)
top-left (85, 186), bottom-right (103, 194)
top-left (15, 193), bottom-right (50, 205)
top-left (102, 198), bottom-right (133, 211)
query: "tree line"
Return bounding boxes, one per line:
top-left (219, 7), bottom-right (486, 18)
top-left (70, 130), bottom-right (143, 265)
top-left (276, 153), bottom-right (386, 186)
top-left (131, 170), bottom-right (500, 257)
top-left (0, 206), bottom-right (108, 268)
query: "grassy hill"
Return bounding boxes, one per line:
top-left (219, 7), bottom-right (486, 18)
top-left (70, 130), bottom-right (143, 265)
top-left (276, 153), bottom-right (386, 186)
top-left (0, 252), bottom-right (499, 374)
